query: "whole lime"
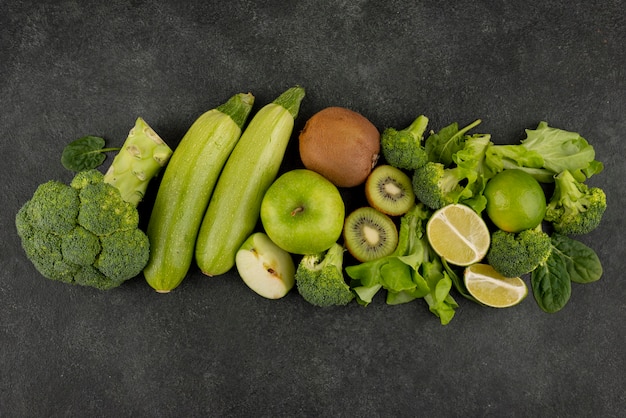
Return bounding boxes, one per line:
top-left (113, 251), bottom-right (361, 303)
top-left (484, 169), bottom-right (546, 233)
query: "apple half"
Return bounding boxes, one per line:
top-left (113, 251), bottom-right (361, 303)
top-left (235, 232), bottom-right (295, 299)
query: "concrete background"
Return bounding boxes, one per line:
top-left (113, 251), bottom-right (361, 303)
top-left (1, 0), bottom-right (624, 416)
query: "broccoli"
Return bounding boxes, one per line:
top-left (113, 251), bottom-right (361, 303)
top-left (295, 243), bottom-right (354, 307)
top-left (413, 128), bottom-right (494, 213)
top-left (412, 161), bottom-right (478, 210)
top-left (380, 115), bottom-right (429, 170)
top-left (15, 118), bottom-right (172, 290)
top-left (486, 225), bottom-right (553, 278)
top-left (544, 169), bottom-right (607, 235)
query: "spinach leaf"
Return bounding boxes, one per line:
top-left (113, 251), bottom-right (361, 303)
top-left (531, 251), bottom-right (571, 313)
top-left (424, 119), bottom-right (482, 166)
top-left (551, 233), bottom-right (603, 284)
top-left (61, 136), bottom-right (120, 172)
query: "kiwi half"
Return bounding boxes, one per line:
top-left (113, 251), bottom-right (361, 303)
top-left (365, 165), bottom-right (415, 216)
top-left (343, 207), bottom-right (398, 262)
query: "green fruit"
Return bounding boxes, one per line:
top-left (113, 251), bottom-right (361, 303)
top-left (365, 164), bottom-right (415, 216)
top-left (343, 206), bottom-right (398, 262)
top-left (260, 169), bottom-right (345, 255)
top-left (484, 169), bottom-right (546, 233)
top-left (235, 232), bottom-right (295, 299)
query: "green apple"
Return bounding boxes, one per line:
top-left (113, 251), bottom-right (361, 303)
top-left (235, 232), bottom-right (295, 299)
top-left (260, 169), bottom-right (345, 255)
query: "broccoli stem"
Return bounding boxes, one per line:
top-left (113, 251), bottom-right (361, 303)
top-left (553, 169), bottom-right (583, 202)
top-left (103, 117), bottom-right (173, 207)
top-left (404, 114), bottom-right (429, 140)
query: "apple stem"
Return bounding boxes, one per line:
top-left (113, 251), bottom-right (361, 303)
top-left (291, 206), bottom-right (304, 217)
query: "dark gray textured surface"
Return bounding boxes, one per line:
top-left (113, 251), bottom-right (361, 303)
top-left (1, 1), bottom-right (625, 416)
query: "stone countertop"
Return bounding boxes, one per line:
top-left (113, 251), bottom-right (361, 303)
top-left (1, 1), bottom-right (624, 416)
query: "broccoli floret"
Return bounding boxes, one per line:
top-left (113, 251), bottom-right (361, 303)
top-left (381, 115), bottom-right (429, 170)
top-left (70, 168), bottom-right (105, 189)
top-left (61, 226), bottom-right (101, 266)
top-left (15, 119), bottom-right (172, 290)
top-left (95, 229), bottom-right (150, 284)
top-left (16, 204), bottom-right (79, 283)
top-left (295, 243), bottom-right (354, 307)
top-left (25, 181), bottom-right (79, 234)
top-left (412, 162), bottom-right (476, 210)
top-left (486, 225), bottom-right (552, 278)
top-left (544, 169), bottom-right (607, 235)
top-left (412, 130), bottom-right (497, 213)
top-left (77, 182), bottom-right (139, 236)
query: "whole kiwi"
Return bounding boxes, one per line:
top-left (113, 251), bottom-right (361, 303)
top-left (299, 107), bottom-right (380, 188)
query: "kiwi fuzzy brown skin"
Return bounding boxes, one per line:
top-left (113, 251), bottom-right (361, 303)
top-left (343, 206), bottom-right (399, 262)
top-left (365, 165), bottom-right (415, 216)
top-left (298, 107), bottom-right (380, 188)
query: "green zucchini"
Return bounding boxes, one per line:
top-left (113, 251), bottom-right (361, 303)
top-left (195, 86), bottom-right (306, 276)
top-left (143, 93), bottom-right (255, 292)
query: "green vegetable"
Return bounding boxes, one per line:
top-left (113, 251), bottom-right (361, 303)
top-left (346, 203), bottom-right (458, 325)
top-left (103, 118), bottom-right (174, 206)
top-left (484, 121), bottom-right (604, 183)
top-left (143, 93), bottom-right (255, 293)
top-left (61, 135), bottom-right (120, 172)
top-left (16, 174), bottom-right (141, 290)
top-left (195, 86), bottom-right (305, 276)
top-left (531, 248), bottom-right (571, 313)
top-left (294, 243), bottom-right (354, 307)
top-left (425, 119), bottom-right (482, 166)
top-left (412, 123), bottom-right (494, 213)
top-left (380, 114), bottom-right (429, 170)
top-left (486, 225), bottom-right (553, 278)
top-left (387, 118), bottom-right (606, 318)
top-left (15, 119), bottom-right (172, 290)
top-left (530, 233), bottom-right (602, 313)
top-left (544, 169), bottom-right (607, 235)
top-left (521, 122), bottom-right (604, 181)
top-left (412, 161), bottom-right (480, 213)
top-left (550, 233), bottom-right (603, 284)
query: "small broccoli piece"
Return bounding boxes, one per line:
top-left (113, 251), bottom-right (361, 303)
top-left (487, 225), bottom-right (552, 278)
top-left (77, 182), bottom-right (139, 236)
top-left (17, 204), bottom-right (79, 283)
top-left (61, 226), bottom-right (101, 266)
top-left (381, 115), bottom-right (429, 170)
top-left (70, 168), bottom-right (106, 189)
top-left (412, 161), bottom-right (475, 210)
top-left (295, 243), bottom-right (354, 307)
top-left (73, 265), bottom-right (113, 290)
top-left (544, 169), bottom-right (607, 235)
top-left (25, 181), bottom-right (79, 234)
top-left (95, 229), bottom-right (150, 284)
